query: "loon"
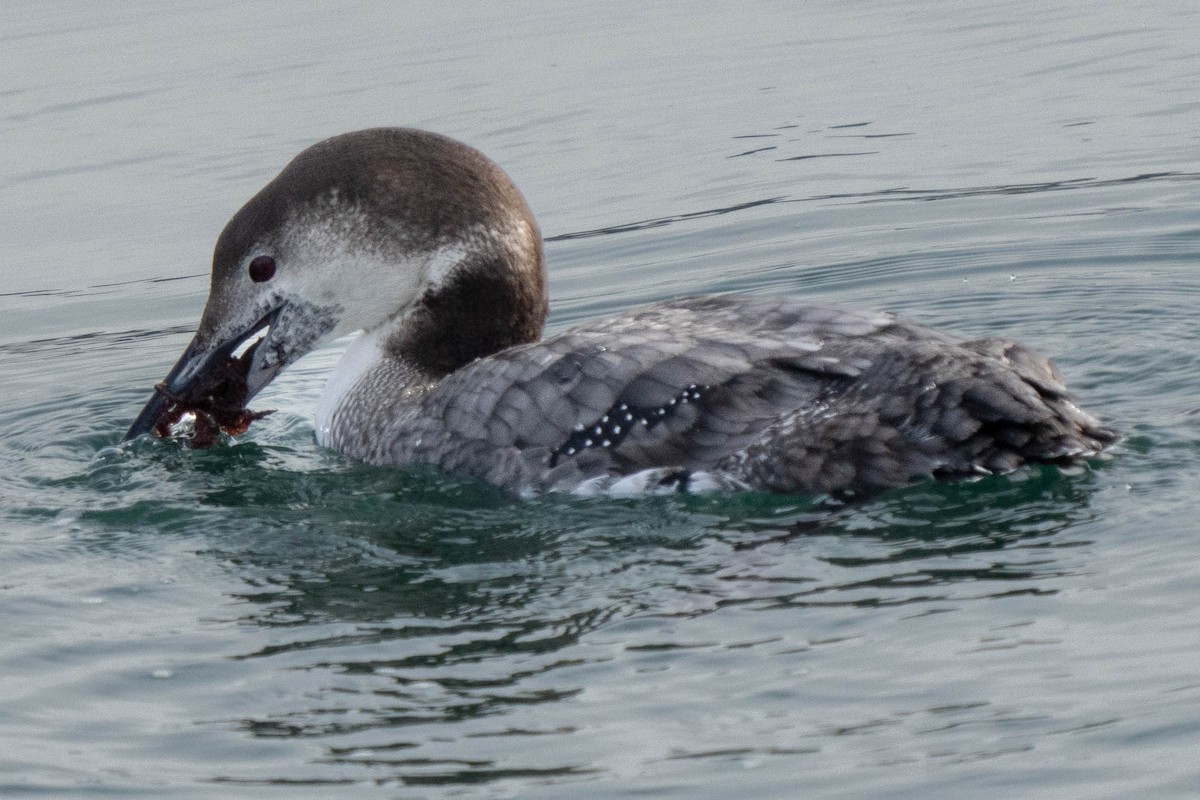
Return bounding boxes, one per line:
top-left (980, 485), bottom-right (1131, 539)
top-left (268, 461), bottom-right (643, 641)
top-left (124, 128), bottom-right (1116, 496)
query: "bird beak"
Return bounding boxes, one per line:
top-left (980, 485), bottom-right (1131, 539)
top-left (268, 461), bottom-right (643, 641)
top-left (123, 305), bottom-right (283, 441)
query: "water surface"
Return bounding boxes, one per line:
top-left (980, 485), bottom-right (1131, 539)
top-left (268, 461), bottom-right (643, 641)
top-left (2, 1), bottom-right (1200, 797)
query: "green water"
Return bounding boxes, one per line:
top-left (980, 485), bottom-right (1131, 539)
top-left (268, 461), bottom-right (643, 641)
top-left (3, 1), bottom-right (1200, 797)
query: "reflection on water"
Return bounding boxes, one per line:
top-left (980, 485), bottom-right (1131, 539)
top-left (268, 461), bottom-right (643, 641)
top-left (98, 452), bottom-right (1101, 787)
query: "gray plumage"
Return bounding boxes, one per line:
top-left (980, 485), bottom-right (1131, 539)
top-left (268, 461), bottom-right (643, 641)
top-left (324, 294), bottom-right (1115, 496)
top-left (125, 128), bottom-right (1117, 497)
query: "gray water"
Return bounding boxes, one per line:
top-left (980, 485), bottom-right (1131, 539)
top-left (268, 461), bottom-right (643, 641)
top-left (3, 1), bottom-right (1200, 797)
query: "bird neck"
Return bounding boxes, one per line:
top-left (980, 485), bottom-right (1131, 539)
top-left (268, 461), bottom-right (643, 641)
top-left (388, 241), bottom-right (548, 378)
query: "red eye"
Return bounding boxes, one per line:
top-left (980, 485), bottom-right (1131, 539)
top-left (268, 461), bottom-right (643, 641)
top-left (248, 255), bottom-right (276, 282)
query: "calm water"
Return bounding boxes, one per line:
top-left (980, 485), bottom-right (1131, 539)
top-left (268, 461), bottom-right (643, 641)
top-left (3, 1), bottom-right (1200, 797)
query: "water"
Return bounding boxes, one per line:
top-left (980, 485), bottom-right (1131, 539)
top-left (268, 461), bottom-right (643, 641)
top-left (2, 1), bottom-right (1199, 797)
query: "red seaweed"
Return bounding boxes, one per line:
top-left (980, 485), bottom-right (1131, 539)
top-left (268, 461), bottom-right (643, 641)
top-left (150, 344), bottom-right (274, 448)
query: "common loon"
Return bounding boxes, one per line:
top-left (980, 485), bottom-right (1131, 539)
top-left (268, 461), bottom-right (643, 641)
top-left (124, 128), bottom-right (1116, 496)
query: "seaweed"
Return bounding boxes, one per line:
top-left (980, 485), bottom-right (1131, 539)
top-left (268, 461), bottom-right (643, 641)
top-left (150, 342), bottom-right (274, 448)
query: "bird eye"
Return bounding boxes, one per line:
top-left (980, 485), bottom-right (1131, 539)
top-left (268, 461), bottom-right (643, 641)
top-left (248, 255), bottom-right (276, 283)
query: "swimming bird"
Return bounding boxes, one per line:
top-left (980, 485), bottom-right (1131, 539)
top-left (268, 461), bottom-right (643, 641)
top-left (124, 128), bottom-right (1116, 496)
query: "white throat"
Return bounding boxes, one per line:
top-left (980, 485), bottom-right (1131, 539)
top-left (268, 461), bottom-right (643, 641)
top-left (314, 326), bottom-right (389, 446)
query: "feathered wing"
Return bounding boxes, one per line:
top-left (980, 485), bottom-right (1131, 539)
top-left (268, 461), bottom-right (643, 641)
top-left (387, 296), bottom-right (1115, 494)
top-left (722, 335), bottom-right (1116, 495)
